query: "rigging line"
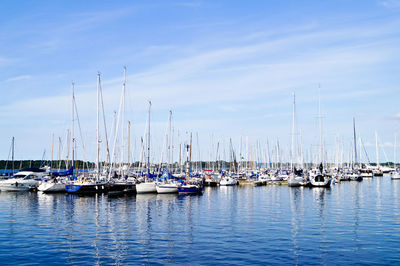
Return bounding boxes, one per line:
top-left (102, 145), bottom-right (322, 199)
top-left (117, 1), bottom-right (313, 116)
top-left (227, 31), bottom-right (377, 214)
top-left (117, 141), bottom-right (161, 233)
top-left (73, 97), bottom-right (90, 171)
top-left (4, 137), bottom-right (13, 171)
top-left (99, 77), bottom-right (111, 168)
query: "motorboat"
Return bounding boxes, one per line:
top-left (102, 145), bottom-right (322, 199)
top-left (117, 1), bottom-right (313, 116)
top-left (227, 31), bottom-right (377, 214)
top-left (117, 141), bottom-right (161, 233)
top-left (219, 176), bottom-right (237, 186)
top-left (0, 168), bottom-right (48, 192)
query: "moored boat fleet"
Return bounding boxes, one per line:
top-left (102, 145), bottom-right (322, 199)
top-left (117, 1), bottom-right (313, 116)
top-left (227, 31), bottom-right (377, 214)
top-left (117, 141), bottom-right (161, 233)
top-left (1, 163), bottom-right (399, 194)
top-left (2, 70), bottom-right (400, 195)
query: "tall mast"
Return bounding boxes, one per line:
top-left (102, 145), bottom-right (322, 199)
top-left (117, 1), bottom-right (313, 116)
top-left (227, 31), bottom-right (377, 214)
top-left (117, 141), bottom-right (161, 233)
top-left (318, 84), bottom-right (323, 165)
top-left (71, 82), bottom-right (75, 177)
top-left (96, 73), bottom-right (100, 178)
top-left (147, 101), bottom-right (151, 175)
top-left (291, 92), bottom-right (296, 172)
top-left (375, 131), bottom-right (380, 168)
top-left (11, 136), bottom-right (15, 175)
top-left (50, 134), bottom-right (54, 177)
top-left (168, 110), bottom-right (172, 167)
top-left (121, 66), bottom-right (126, 170)
top-left (58, 136), bottom-right (62, 171)
top-left (188, 133), bottom-right (192, 179)
top-left (353, 117), bottom-right (357, 168)
top-left (128, 121), bottom-right (131, 168)
top-left (395, 133), bottom-right (397, 168)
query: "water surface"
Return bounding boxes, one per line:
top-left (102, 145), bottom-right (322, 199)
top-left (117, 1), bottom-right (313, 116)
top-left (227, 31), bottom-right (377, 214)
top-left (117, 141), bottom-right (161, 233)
top-left (0, 177), bottom-right (400, 265)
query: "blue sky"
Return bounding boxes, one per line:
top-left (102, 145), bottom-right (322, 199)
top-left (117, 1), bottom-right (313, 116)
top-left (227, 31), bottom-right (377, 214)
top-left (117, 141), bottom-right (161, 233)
top-left (0, 0), bottom-right (400, 164)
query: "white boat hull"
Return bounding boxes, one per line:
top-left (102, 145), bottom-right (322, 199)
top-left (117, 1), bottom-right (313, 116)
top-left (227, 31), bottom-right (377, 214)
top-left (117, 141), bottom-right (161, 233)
top-left (391, 173), bottom-right (400, 179)
top-left (0, 179), bottom-right (39, 192)
top-left (288, 176), bottom-right (304, 187)
top-left (136, 182), bottom-right (157, 194)
top-left (220, 178), bottom-right (236, 186)
top-left (38, 182), bottom-right (66, 193)
top-left (156, 184), bottom-right (178, 194)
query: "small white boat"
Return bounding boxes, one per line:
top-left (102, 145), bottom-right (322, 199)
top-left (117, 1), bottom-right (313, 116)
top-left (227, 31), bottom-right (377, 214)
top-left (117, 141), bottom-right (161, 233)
top-left (136, 181), bottom-right (157, 194)
top-left (38, 180), bottom-right (67, 193)
top-left (156, 182), bottom-right (179, 194)
top-left (360, 172), bottom-right (373, 178)
top-left (391, 168), bottom-right (400, 180)
top-left (220, 176), bottom-right (237, 186)
top-left (288, 174), bottom-right (305, 187)
top-left (346, 172), bottom-right (363, 182)
top-left (309, 173), bottom-right (331, 187)
top-left (309, 168), bottom-right (331, 188)
top-left (0, 168), bottom-right (48, 192)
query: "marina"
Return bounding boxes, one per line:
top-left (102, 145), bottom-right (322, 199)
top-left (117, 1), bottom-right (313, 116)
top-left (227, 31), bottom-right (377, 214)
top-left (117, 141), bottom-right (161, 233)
top-left (1, 1), bottom-right (400, 265)
top-left (1, 176), bottom-right (400, 264)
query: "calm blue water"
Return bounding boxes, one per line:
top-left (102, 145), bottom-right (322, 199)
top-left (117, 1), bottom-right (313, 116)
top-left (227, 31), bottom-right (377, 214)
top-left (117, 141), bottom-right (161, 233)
top-left (1, 177), bottom-right (400, 265)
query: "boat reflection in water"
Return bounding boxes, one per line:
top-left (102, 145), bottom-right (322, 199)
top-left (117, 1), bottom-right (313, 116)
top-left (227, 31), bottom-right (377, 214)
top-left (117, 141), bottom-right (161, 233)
top-left (1, 177), bottom-right (400, 264)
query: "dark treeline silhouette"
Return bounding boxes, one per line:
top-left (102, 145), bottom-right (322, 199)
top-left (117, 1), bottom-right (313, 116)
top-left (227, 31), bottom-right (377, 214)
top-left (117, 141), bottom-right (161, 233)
top-left (0, 160), bottom-right (394, 171)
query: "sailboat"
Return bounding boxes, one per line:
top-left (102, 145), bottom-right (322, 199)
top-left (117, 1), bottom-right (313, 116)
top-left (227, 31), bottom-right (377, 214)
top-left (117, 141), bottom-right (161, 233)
top-left (65, 81), bottom-right (108, 194)
top-left (392, 134), bottom-right (400, 179)
top-left (156, 111), bottom-right (179, 194)
top-left (288, 92), bottom-right (306, 187)
top-left (348, 118), bottom-right (362, 181)
top-left (136, 101), bottom-right (157, 194)
top-left (373, 131), bottom-right (384, 176)
top-left (177, 133), bottom-right (203, 194)
top-left (107, 67), bottom-right (136, 195)
top-left (309, 86), bottom-right (331, 188)
top-left (38, 167), bottom-right (73, 193)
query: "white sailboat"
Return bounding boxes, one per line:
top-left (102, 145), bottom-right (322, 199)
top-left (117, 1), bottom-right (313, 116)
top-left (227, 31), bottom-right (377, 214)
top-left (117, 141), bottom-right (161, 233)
top-left (137, 101), bottom-right (157, 194)
top-left (220, 176), bottom-right (237, 186)
top-left (156, 111), bottom-right (179, 194)
top-left (309, 86), bottom-right (331, 188)
top-left (392, 134), bottom-right (400, 179)
top-left (288, 92), bottom-right (305, 187)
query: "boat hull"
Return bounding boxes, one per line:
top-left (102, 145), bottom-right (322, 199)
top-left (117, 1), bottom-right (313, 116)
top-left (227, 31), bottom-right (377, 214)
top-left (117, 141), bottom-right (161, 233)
top-left (38, 182), bottom-right (66, 193)
top-left (156, 184), bottom-right (178, 194)
top-left (0, 184), bottom-right (34, 192)
top-left (136, 182), bottom-right (157, 194)
top-left (204, 180), bottom-right (219, 186)
top-left (310, 175), bottom-right (331, 188)
top-left (178, 185), bottom-right (202, 194)
top-left (65, 183), bottom-right (108, 194)
top-left (391, 173), bottom-right (400, 180)
top-left (0, 180), bottom-right (39, 192)
top-left (108, 182), bottom-right (136, 195)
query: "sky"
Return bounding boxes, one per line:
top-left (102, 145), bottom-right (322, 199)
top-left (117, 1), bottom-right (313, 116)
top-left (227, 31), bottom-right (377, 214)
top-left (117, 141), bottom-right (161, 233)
top-left (0, 0), bottom-right (400, 164)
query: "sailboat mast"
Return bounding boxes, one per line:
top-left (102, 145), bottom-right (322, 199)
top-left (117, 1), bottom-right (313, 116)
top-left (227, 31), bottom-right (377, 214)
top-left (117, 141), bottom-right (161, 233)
top-left (128, 121), bottom-right (131, 168)
top-left (318, 84), bottom-right (323, 165)
top-left (121, 66), bottom-right (126, 170)
top-left (353, 118), bottom-right (357, 168)
top-left (96, 73), bottom-right (100, 178)
top-left (375, 131), bottom-right (380, 168)
top-left (168, 110), bottom-right (172, 167)
top-left (51, 134), bottom-right (54, 177)
top-left (188, 133), bottom-right (192, 179)
top-left (147, 101), bottom-right (151, 175)
top-left (395, 134), bottom-right (397, 168)
top-left (71, 82), bottom-right (75, 177)
top-left (291, 92), bottom-right (296, 172)
top-left (11, 136), bottom-right (15, 175)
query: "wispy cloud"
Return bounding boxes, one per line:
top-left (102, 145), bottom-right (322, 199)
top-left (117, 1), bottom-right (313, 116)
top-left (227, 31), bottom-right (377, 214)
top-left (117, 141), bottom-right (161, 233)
top-left (379, 0), bottom-right (400, 8)
top-left (4, 75), bottom-right (31, 82)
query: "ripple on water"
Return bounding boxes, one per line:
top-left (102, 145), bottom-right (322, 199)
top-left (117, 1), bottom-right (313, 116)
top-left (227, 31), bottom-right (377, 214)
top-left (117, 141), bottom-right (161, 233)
top-left (0, 177), bottom-right (400, 264)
